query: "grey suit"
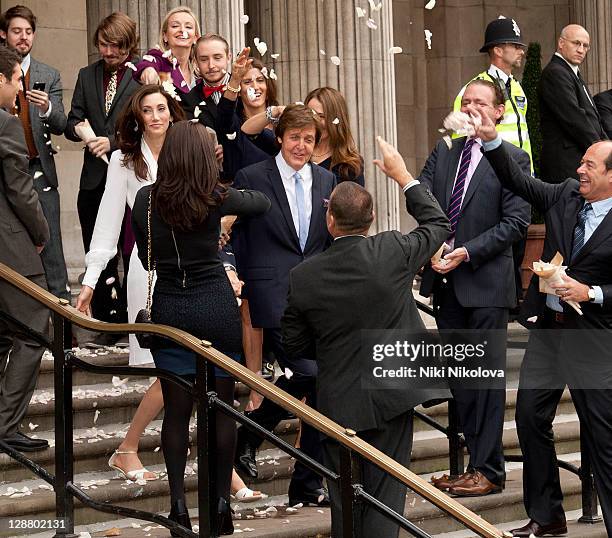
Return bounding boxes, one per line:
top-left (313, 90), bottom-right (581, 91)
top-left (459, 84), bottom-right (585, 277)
top-left (418, 137), bottom-right (531, 487)
top-left (21, 58), bottom-right (69, 300)
top-left (0, 109), bottom-right (50, 439)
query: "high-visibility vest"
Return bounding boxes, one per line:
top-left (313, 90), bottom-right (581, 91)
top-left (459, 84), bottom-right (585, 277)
top-left (453, 70), bottom-right (533, 172)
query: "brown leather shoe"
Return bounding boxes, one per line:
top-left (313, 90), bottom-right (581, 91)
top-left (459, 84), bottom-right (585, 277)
top-left (431, 472), bottom-right (473, 491)
top-left (448, 470), bottom-right (502, 497)
top-left (510, 519), bottom-right (567, 536)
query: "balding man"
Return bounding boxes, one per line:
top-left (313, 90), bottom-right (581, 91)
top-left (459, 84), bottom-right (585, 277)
top-left (539, 24), bottom-right (606, 183)
top-left (472, 104), bottom-right (612, 536)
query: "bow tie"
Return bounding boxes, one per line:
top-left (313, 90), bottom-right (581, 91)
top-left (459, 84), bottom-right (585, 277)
top-left (203, 84), bottom-right (225, 98)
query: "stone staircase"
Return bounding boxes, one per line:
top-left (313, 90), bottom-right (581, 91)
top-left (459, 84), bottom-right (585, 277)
top-left (0, 328), bottom-right (608, 538)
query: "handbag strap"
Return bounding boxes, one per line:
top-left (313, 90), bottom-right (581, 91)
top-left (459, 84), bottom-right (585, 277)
top-left (145, 190), bottom-right (155, 312)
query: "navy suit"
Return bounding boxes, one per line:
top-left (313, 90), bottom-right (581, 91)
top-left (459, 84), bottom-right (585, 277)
top-left (232, 156), bottom-right (335, 494)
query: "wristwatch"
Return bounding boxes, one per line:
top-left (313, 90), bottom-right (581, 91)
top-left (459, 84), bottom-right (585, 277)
top-left (587, 287), bottom-right (596, 302)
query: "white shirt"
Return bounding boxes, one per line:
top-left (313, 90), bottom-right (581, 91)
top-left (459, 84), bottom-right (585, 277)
top-left (275, 152), bottom-right (313, 236)
top-left (20, 53), bottom-right (52, 118)
top-left (487, 65), bottom-right (510, 84)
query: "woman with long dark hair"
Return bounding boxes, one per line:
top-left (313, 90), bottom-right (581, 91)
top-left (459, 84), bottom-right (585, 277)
top-left (131, 120), bottom-right (270, 535)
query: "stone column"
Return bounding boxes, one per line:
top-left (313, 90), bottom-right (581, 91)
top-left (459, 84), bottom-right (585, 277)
top-left (86, 0), bottom-right (245, 63)
top-left (245, 0), bottom-right (399, 233)
top-left (571, 0), bottom-right (612, 95)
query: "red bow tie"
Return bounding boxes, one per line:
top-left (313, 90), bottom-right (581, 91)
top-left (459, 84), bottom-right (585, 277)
top-left (203, 84), bottom-right (225, 98)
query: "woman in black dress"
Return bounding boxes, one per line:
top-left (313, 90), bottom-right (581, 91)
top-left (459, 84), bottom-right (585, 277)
top-left (131, 120), bottom-right (270, 535)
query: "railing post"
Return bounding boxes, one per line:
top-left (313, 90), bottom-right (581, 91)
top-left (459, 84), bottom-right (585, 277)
top-left (339, 445), bottom-right (359, 538)
top-left (196, 354), bottom-right (218, 537)
top-left (52, 311), bottom-right (77, 538)
top-left (578, 429), bottom-right (602, 524)
top-left (447, 399), bottom-right (464, 477)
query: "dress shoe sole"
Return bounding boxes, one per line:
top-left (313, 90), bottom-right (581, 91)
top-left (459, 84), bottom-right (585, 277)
top-left (510, 528), bottom-right (567, 537)
top-left (449, 487), bottom-right (502, 497)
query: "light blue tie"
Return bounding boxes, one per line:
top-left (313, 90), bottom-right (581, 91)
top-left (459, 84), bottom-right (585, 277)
top-left (294, 172), bottom-right (308, 251)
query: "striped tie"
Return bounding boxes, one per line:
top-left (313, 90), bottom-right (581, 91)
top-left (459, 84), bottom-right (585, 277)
top-left (571, 202), bottom-right (592, 260)
top-left (447, 138), bottom-right (475, 236)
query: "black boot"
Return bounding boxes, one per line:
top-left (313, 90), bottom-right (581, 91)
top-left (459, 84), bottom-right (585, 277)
top-left (168, 499), bottom-right (192, 537)
top-left (234, 428), bottom-right (258, 479)
top-left (218, 497), bottom-right (234, 535)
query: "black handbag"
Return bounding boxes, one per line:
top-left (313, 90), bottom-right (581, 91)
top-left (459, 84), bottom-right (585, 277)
top-left (135, 191), bottom-right (155, 349)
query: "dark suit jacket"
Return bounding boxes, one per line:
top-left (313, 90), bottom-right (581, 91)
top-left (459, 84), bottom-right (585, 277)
top-left (27, 59), bottom-right (67, 188)
top-left (594, 89), bottom-right (612, 139)
top-left (232, 157), bottom-right (335, 328)
top-left (181, 81), bottom-right (218, 128)
top-left (65, 57), bottom-right (141, 191)
top-left (484, 141), bottom-right (612, 330)
top-left (0, 110), bottom-right (49, 277)
top-left (282, 185), bottom-right (452, 431)
top-left (418, 137), bottom-right (531, 308)
top-left (539, 54), bottom-right (606, 182)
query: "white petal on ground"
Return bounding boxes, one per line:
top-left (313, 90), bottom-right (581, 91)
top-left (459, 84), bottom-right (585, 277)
top-left (111, 376), bottom-right (129, 387)
top-left (240, 14), bottom-right (249, 24)
top-left (389, 46), bottom-right (403, 54)
top-left (226, 132), bottom-right (237, 140)
top-left (424, 29), bottom-right (433, 50)
top-left (425, 0), bottom-right (436, 9)
top-left (366, 18), bottom-right (378, 30)
top-left (269, 68), bottom-right (277, 80)
top-left (33, 171), bottom-right (44, 179)
top-left (194, 106), bottom-right (201, 118)
top-left (93, 409), bottom-right (100, 423)
top-left (356, 6), bottom-right (366, 17)
top-left (29, 422), bottom-right (38, 431)
top-left (271, 53), bottom-right (280, 59)
top-left (125, 61), bottom-right (137, 71)
top-left (330, 56), bottom-right (341, 66)
top-left (332, 117), bottom-right (340, 125)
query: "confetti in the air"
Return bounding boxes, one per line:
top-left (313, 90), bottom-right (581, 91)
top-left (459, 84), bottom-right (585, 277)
top-left (368, 0), bottom-right (383, 11)
top-left (284, 367), bottom-right (294, 379)
top-left (226, 132), bottom-right (237, 140)
top-left (43, 186), bottom-right (52, 192)
top-left (162, 49), bottom-right (172, 58)
top-left (182, 30), bottom-right (189, 39)
top-left (261, 66), bottom-right (269, 78)
top-left (125, 62), bottom-right (137, 71)
top-left (424, 29), bottom-right (433, 49)
top-left (33, 171), bottom-right (43, 179)
top-left (330, 55), bottom-right (341, 66)
top-left (161, 80), bottom-right (181, 101)
top-left (194, 106), bottom-right (201, 118)
top-left (105, 277), bottom-right (115, 285)
top-left (320, 49), bottom-right (326, 55)
top-left (269, 69), bottom-right (277, 80)
top-left (143, 54), bottom-right (157, 63)
top-left (254, 37), bottom-right (268, 56)
top-left (443, 135), bottom-right (452, 149)
top-left (356, 6), bottom-right (366, 17)
top-left (389, 46), bottom-right (403, 54)
top-left (332, 117), bottom-right (340, 125)
top-left (271, 53), bottom-right (280, 59)
top-left (246, 87), bottom-right (257, 101)
top-left (295, 101), bottom-right (304, 105)
top-left (512, 19), bottom-right (521, 36)
top-left (199, 101), bottom-right (207, 106)
top-left (240, 14), bottom-right (249, 24)
top-left (366, 18), bottom-right (378, 30)
top-left (425, 0), bottom-right (436, 9)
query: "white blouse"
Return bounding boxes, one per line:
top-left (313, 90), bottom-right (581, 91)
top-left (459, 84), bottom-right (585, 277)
top-left (82, 140), bottom-right (157, 289)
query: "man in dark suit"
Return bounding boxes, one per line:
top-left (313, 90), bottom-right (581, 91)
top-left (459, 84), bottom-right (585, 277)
top-left (594, 89), bottom-right (612, 139)
top-left (0, 46), bottom-right (50, 452)
top-left (0, 4), bottom-right (69, 302)
top-left (539, 24), bottom-right (606, 183)
top-left (65, 12), bottom-right (140, 326)
top-left (281, 137), bottom-right (451, 537)
top-left (232, 104), bottom-right (335, 506)
top-left (419, 80), bottom-right (531, 496)
top-left (472, 95), bottom-right (612, 538)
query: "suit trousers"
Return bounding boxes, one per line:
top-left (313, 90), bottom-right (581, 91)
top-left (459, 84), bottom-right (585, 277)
top-left (0, 275), bottom-right (49, 438)
top-left (517, 314), bottom-right (612, 534)
top-left (77, 182), bottom-right (127, 323)
top-left (323, 411), bottom-right (414, 538)
top-left (433, 276), bottom-right (508, 486)
top-left (30, 160), bottom-right (70, 301)
top-left (242, 327), bottom-right (323, 492)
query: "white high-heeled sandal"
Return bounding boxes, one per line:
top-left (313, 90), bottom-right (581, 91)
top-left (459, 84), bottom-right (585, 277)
top-left (108, 449), bottom-right (157, 481)
top-left (232, 487), bottom-right (267, 503)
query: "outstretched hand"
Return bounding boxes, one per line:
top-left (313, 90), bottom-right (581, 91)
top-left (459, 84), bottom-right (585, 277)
top-left (464, 105), bottom-right (498, 142)
top-left (231, 47), bottom-right (253, 81)
top-left (373, 135), bottom-right (414, 188)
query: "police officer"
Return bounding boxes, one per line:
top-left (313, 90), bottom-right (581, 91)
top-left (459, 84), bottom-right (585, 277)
top-left (453, 17), bottom-right (532, 171)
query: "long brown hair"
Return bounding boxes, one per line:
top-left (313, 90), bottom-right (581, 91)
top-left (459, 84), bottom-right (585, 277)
top-left (93, 12), bottom-right (139, 56)
top-left (116, 85), bottom-right (185, 181)
top-left (152, 120), bottom-right (224, 232)
top-left (305, 87), bottom-right (362, 181)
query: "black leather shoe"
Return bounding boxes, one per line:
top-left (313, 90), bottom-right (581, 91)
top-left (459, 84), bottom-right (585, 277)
top-left (168, 499), bottom-right (192, 537)
top-left (288, 484), bottom-right (330, 507)
top-left (234, 430), bottom-right (258, 479)
top-left (1, 432), bottom-right (49, 452)
top-left (217, 497), bottom-right (234, 535)
top-left (510, 519), bottom-right (567, 536)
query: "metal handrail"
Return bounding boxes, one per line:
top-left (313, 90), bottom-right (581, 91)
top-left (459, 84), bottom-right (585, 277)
top-left (0, 262), bottom-right (508, 538)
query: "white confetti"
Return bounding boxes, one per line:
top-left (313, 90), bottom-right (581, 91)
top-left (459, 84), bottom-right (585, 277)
top-left (356, 6), bottom-right (366, 17)
top-left (366, 18), bottom-right (378, 30)
top-left (161, 80), bottom-right (181, 101)
top-left (330, 56), bottom-right (341, 66)
top-left (320, 49), bottom-right (326, 55)
top-left (162, 49), bottom-right (172, 58)
top-left (332, 117), bottom-right (340, 125)
top-left (143, 54), bottom-right (157, 63)
top-left (240, 14), bottom-right (249, 24)
top-left (368, 0), bottom-right (383, 11)
top-left (443, 135), bottom-right (452, 149)
top-left (284, 367), bottom-right (294, 379)
top-left (247, 87), bottom-right (258, 102)
top-left (226, 132), bottom-right (237, 140)
top-left (512, 19), bottom-right (521, 37)
top-left (112, 376), bottom-right (128, 387)
top-left (154, 446), bottom-right (160, 452)
top-left (182, 30), bottom-right (189, 39)
top-left (443, 110), bottom-right (479, 137)
top-left (424, 29), bottom-right (433, 50)
top-left (33, 171), bottom-right (44, 179)
top-left (29, 422), bottom-right (38, 431)
top-left (271, 53), bottom-right (280, 59)
top-left (105, 276), bottom-right (115, 285)
top-left (389, 46), bottom-right (403, 54)
top-left (110, 287), bottom-right (117, 300)
top-left (425, 0), bottom-right (436, 9)
top-left (180, 80), bottom-right (187, 87)
top-left (125, 61), bottom-right (137, 71)
top-left (254, 37), bottom-right (268, 56)
top-left (269, 68), bottom-right (277, 80)
top-left (93, 409), bottom-right (100, 423)
top-left (194, 106), bottom-right (201, 118)
top-left (43, 186), bottom-right (52, 192)
top-left (199, 101), bottom-right (207, 106)
top-left (295, 101), bottom-right (304, 105)
top-left (261, 66), bottom-right (269, 78)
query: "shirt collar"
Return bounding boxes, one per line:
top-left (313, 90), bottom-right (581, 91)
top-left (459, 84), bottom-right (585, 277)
top-left (275, 151), bottom-right (310, 180)
top-left (21, 54), bottom-right (31, 76)
top-left (555, 52), bottom-right (579, 75)
top-left (487, 65), bottom-right (510, 84)
top-left (334, 234), bottom-right (367, 241)
top-left (589, 196), bottom-right (612, 218)
top-left (203, 72), bottom-right (230, 88)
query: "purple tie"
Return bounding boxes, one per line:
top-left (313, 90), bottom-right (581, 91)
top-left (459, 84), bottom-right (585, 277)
top-left (447, 138), bottom-right (475, 236)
